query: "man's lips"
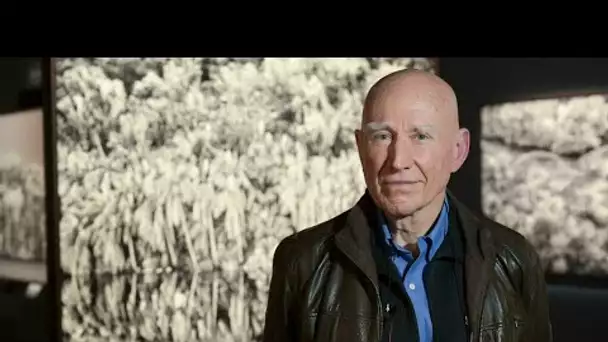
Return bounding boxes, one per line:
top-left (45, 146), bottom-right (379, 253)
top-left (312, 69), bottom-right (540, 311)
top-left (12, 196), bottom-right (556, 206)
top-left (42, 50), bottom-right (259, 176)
top-left (382, 180), bottom-right (420, 185)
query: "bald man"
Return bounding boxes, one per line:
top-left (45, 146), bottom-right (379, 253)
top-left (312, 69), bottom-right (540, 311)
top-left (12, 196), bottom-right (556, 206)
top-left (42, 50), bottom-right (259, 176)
top-left (262, 70), bottom-right (552, 342)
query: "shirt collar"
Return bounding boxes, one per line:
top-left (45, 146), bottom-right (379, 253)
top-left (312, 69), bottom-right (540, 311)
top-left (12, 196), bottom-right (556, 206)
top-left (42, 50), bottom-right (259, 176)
top-left (377, 195), bottom-right (450, 259)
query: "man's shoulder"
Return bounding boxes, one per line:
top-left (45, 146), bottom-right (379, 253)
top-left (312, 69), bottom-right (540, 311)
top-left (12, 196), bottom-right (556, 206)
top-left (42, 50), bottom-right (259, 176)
top-left (272, 210), bottom-right (350, 267)
top-left (449, 193), bottom-right (539, 262)
top-left (482, 215), bottom-right (541, 266)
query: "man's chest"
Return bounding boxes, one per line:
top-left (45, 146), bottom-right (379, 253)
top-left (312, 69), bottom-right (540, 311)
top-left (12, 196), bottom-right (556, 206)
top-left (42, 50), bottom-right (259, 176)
top-left (299, 264), bottom-right (381, 342)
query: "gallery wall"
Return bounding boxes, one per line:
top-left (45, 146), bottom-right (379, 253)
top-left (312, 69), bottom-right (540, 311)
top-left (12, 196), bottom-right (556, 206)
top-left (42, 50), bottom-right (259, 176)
top-left (440, 57), bottom-right (608, 341)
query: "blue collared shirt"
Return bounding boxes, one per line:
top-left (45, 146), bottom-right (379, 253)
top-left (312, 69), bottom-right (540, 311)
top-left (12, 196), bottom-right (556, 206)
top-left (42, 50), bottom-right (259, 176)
top-left (379, 197), bottom-right (450, 342)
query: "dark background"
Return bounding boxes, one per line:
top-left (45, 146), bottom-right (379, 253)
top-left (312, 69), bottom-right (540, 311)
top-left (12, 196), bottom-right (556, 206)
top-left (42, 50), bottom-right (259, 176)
top-left (1, 58), bottom-right (608, 341)
top-left (441, 57), bottom-right (608, 342)
top-left (0, 58), bottom-right (42, 114)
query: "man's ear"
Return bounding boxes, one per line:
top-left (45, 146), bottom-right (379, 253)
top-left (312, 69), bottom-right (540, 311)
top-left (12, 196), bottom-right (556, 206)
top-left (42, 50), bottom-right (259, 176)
top-left (451, 128), bottom-right (470, 173)
top-left (355, 128), bottom-right (366, 162)
top-left (355, 129), bottom-right (362, 147)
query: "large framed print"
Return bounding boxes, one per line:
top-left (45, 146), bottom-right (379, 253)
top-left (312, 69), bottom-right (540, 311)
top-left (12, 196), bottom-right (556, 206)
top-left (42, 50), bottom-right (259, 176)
top-left (481, 94), bottom-right (608, 277)
top-left (51, 57), bottom-right (437, 342)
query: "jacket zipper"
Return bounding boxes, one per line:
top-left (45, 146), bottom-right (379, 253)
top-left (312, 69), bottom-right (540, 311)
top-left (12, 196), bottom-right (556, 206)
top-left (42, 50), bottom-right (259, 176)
top-left (384, 303), bottom-right (398, 342)
top-left (336, 242), bottom-right (384, 342)
top-left (387, 305), bottom-right (394, 342)
top-left (365, 274), bottom-right (383, 342)
top-left (344, 254), bottom-right (382, 342)
top-left (471, 282), bottom-right (489, 342)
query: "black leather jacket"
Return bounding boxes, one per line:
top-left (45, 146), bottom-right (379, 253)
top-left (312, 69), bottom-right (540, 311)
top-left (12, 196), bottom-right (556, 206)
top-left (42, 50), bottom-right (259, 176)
top-left (262, 192), bottom-right (552, 342)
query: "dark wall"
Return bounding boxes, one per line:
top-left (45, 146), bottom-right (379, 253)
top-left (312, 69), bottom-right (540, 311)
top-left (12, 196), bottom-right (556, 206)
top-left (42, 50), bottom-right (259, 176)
top-left (440, 57), bottom-right (608, 342)
top-left (0, 58), bottom-right (42, 114)
top-left (442, 57), bottom-right (608, 215)
top-left (0, 280), bottom-right (47, 342)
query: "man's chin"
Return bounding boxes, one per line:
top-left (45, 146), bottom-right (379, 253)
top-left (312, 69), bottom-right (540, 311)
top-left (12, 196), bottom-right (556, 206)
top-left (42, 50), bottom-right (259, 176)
top-left (379, 196), bottom-right (420, 218)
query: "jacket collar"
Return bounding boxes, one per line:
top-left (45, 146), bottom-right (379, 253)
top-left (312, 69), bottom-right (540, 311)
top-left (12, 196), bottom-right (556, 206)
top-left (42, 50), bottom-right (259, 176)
top-left (334, 192), bottom-right (380, 286)
top-left (444, 189), bottom-right (497, 331)
top-left (444, 188), bottom-right (494, 260)
top-left (335, 190), bottom-right (493, 262)
top-left (376, 196), bottom-right (451, 262)
top-left (334, 189), bottom-right (497, 331)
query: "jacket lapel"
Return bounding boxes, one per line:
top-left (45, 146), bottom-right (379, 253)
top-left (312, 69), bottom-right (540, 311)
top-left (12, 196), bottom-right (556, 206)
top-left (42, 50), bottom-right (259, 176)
top-left (446, 191), bottom-right (496, 338)
top-left (334, 193), bottom-right (380, 288)
top-left (334, 191), bottom-right (497, 340)
top-left (334, 193), bottom-right (383, 341)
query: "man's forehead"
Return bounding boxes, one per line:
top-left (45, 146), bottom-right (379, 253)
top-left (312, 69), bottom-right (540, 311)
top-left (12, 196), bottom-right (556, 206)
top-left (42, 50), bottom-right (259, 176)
top-left (368, 83), bottom-right (448, 111)
top-left (363, 91), bottom-right (451, 127)
top-left (362, 98), bottom-right (444, 130)
top-left (362, 121), bottom-right (435, 132)
top-left (362, 69), bottom-right (459, 129)
top-left (362, 122), bottom-right (390, 131)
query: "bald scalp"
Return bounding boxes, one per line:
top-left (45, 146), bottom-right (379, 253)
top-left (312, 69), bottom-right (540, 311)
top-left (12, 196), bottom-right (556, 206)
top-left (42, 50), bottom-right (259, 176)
top-left (361, 69), bottom-right (460, 132)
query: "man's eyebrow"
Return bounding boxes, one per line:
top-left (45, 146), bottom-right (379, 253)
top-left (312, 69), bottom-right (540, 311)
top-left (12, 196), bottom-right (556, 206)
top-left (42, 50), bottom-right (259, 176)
top-left (362, 122), bottom-right (390, 132)
top-left (413, 124), bottom-right (435, 132)
top-left (362, 122), bottom-right (436, 132)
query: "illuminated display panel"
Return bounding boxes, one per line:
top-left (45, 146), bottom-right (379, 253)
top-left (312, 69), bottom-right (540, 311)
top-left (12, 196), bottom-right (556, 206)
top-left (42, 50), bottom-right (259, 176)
top-left (0, 108), bottom-right (46, 285)
top-left (54, 58), bottom-right (437, 341)
top-left (481, 94), bottom-right (608, 277)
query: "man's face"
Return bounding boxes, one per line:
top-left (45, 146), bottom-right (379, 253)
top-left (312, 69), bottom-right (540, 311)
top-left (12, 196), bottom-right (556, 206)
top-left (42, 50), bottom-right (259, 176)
top-left (355, 76), bottom-right (469, 218)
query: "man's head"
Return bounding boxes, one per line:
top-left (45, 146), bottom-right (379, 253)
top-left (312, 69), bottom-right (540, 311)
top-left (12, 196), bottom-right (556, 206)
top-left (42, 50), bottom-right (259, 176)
top-left (355, 69), bottom-right (470, 219)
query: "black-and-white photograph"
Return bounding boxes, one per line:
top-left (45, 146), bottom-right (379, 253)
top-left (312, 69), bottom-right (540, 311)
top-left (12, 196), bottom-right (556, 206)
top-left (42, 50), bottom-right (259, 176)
top-left (0, 108), bottom-right (46, 264)
top-left (481, 94), bottom-right (608, 276)
top-left (55, 57), bottom-right (437, 342)
top-left (0, 58), bottom-right (46, 274)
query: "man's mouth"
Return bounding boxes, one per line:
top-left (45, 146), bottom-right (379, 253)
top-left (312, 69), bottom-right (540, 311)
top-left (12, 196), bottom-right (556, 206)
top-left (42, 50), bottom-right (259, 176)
top-left (383, 180), bottom-right (419, 185)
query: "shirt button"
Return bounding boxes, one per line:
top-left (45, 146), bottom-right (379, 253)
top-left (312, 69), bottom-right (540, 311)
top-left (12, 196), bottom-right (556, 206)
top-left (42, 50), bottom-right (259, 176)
top-left (409, 283), bottom-right (416, 290)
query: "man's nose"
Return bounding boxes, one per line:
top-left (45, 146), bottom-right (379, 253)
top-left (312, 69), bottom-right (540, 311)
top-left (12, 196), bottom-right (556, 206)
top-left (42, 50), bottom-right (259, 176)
top-left (388, 137), bottom-right (414, 170)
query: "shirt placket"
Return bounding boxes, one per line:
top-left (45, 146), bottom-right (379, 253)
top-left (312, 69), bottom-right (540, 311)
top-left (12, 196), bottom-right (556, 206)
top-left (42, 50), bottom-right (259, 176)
top-left (403, 238), bottom-right (432, 342)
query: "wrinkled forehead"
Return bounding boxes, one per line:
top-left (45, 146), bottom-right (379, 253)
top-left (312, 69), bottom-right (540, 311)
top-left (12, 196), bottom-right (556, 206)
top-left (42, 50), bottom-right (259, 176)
top-left (362, 121), bottom-right (435, 134)
top-left (362, 76), bottom-right (458, 130)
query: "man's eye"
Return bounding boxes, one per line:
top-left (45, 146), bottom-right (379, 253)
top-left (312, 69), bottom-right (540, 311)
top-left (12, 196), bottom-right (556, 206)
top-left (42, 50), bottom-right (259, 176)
top-left (372, 132), bottom-right (391, 140)
top-left (414, 133), bottom-right (429, 141)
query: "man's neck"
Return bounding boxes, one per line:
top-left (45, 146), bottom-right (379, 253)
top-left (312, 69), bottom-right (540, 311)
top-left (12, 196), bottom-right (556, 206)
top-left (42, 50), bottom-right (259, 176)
top-left (386, 191), bottom-right (446, 253)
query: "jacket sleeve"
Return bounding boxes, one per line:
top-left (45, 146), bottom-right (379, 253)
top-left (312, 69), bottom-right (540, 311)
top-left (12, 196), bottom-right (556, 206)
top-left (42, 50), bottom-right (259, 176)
top-left (262, 236), bottom-right (299, 342)
top-left (522, 244), bottom-right (553, 342)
